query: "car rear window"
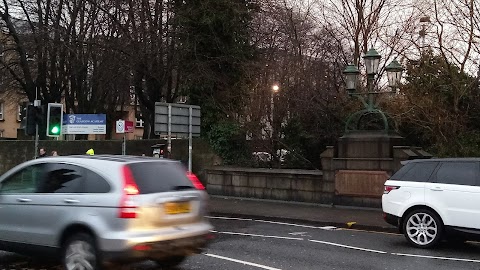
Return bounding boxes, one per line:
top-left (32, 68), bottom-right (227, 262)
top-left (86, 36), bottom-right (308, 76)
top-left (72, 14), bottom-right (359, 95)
top-left (390, 162), bottom-right (438, 182)
top-left (128, 162), bottom-right (194, 193)
top-left (390, 163), bottom-right (414, 180)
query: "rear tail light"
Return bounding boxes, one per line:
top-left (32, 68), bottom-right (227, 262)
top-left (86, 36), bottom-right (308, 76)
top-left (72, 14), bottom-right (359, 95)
top-left (384, 185), bottom-right (400, 194)
top-left (133, 244), bottom-right (152, 251)
top-left (187, 172), bottom-right (205, 190)
top-left (119, 165), bottom-right (140, 218)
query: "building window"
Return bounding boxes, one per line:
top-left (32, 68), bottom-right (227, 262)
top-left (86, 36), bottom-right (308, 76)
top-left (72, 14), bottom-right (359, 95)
top-left (177, 96), bottom-right (188, 104)
top-left (0, 102), bottom-right (4, 121)
top-left (135, 115), bottom-right (144, 128)
top-left (17, 102), bottom-right (27, 122)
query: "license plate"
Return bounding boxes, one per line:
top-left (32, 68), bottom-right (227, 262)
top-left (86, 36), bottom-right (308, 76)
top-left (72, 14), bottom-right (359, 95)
top-left (164, 202), bottom-right (191, 215)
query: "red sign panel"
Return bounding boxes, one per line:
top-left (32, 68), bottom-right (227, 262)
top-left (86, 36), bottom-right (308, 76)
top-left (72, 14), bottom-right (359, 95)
top-left (125, 121), bottom-right (134, 133)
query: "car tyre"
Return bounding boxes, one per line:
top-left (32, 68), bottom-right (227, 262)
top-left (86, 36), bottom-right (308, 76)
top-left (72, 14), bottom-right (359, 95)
top-left (403, 208), bottom-right (443, 249)
top-left (62, 233), bottom-right (100, 270)
top-left (154, 256), bottom-right (186, 269)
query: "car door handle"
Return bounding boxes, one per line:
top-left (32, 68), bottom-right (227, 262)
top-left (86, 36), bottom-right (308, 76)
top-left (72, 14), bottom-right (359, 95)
top-left (17, 198), bottom-right (32, 202)
top-left (64, 199), bottom-right (80, 204)
top-left (430, 187), bottom-right (443, 191)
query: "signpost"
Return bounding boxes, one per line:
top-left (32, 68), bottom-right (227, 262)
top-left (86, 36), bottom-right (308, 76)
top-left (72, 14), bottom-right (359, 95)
top-left (116, 120), bottom-right (134, 155)
top-left (62, 114), bottom-right (106, 135)
top-left (154, 103), bottom-right (201, 171)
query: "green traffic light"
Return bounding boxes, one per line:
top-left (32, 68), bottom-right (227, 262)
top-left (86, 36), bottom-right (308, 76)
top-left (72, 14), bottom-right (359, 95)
top-left (51, 126), bottom-right (60, 134)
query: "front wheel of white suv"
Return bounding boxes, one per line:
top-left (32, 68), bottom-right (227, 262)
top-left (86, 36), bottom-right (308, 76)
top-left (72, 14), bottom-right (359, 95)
top-left (403, 209), bottom-right (443, 248)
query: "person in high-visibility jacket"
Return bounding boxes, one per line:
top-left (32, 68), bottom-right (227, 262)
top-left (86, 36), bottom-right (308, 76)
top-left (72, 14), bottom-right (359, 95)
top-left (86, 148), bottom-right (95, 155)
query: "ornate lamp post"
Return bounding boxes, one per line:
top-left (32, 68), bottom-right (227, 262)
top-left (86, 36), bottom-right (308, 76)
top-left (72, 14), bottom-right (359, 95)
top-left (343, 48), bottom-right (404, 133)
top-left (343, 65), bottom-right (360, 95)
top-left (385, 59), bottom-right (404, 91)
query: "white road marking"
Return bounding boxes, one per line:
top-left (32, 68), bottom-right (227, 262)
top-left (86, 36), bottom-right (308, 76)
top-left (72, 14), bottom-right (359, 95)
top-left (205, 253), bottom-right (283, 270)
top-left (341, 227), bottom-right (401, 236)
top-left (209, 216), bottom-right (480, 264)
top-left (213, 231), bottom-right (304, 240)
top-left (391, 253), bottom-right (480, 263)
top-left (319, 226), bottom-right (338, 230)
top-left (207, 216), bottom-right (253, 221)
top-left (246, 218), bottom-right (338, 230)
top-left (289, 232), bottom-right (308, 236)
top-left (309, 239), bottom-right (387, 254)
top-left (208, 216), bottom-right (339, 231)
top-left (208, 216), bottom-right (337, 230)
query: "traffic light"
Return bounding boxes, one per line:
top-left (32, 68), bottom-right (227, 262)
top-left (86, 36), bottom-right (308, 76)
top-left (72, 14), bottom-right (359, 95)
top-left (46, 103), bottom-right (63, 137)
top-left (24, 104), bottom-right (44, 136)
top-left (25, 105), bottom-right (37, 136)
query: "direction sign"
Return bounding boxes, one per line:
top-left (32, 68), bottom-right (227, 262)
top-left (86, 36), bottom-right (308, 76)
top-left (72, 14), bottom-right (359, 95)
top-left (154, 103), bottom-right (201, 137)
top-left (154, 103), bottom-right (201, 171)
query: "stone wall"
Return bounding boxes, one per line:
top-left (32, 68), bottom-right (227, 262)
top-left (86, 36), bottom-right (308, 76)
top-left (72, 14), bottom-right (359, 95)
top-left (0, 139), bottom-right (221, 176)
top-left (205, 167), bottom-right (332, 204)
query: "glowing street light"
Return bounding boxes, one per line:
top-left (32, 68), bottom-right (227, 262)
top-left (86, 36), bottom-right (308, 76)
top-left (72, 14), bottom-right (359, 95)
top-left (272, 84), bottom-right (280, 93)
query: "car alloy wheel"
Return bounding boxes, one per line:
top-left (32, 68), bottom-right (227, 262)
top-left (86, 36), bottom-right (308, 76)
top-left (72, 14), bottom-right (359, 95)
top-left (404, 209), bottom-right (443, 248)
top-left (63, 234), bottom-right (98, 270)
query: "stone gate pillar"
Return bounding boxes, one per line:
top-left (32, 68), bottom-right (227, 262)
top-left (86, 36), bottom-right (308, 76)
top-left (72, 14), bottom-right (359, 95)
top-left (321, 131), bottom-right (431, 207)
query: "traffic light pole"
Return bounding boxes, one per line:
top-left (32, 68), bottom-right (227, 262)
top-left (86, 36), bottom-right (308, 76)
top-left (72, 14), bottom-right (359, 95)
top-left (33, 98), bottom-right (41, 159)
top-left (34, 123), bottom-right (39, 159)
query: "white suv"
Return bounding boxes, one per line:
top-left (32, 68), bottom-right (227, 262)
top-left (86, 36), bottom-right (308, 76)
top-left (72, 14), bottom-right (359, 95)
top-left (382, 158), bottom-right (480, 248)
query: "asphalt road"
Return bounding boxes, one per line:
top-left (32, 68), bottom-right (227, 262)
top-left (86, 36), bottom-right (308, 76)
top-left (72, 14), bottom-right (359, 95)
top-left (1, 216), bottom-right (480, 270)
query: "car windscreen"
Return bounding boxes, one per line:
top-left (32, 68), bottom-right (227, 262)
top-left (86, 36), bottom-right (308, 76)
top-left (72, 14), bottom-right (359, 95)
top-left (127, 162), bottom-right (194, 193)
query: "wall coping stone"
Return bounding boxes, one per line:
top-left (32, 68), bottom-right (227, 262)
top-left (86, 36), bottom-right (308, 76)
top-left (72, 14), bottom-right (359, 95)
top-left (333, 158), bottom-right (393, 161)
top-left (205, 166), bottom-right (323, 176)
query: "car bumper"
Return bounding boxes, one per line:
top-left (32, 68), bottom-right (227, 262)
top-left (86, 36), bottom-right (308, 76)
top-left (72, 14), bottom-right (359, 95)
top-left (383, 212), bottom-right (400, 228)
top-left (103, 232), bottom-right (213, 262)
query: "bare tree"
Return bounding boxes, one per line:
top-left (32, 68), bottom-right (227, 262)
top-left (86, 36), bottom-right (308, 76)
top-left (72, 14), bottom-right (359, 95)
top-left (315, 0), bottom-right (422, 89)
top-left (244, 0), bottom-right (351, 168)
top-left (1, 0), bottom-right (135, 138)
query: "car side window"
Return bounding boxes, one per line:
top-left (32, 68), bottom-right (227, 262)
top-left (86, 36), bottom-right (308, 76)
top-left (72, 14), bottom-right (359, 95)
top-left (82, 169), bottom-right (111, 193)
top-left (0, 164), bottom-right (46, 194)
top-left (434, 162), bottom-right (478, 186)
top-left (39, 164), bottom-right (84, 193)
top-left (390, 163), bottom-right (414, 180)
top-left (398, 162), bottom-right (438, 182)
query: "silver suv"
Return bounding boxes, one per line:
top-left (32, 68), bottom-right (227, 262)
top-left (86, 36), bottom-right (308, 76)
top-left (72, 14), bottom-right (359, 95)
top-left (0, 155), bottom-right (213, 269)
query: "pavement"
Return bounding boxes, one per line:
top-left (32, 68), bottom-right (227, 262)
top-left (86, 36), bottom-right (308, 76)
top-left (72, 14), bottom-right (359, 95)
top-left (208, 195), bottom-right (398, 233)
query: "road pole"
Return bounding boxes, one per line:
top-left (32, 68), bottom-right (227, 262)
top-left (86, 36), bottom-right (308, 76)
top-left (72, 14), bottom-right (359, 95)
top-left (188, 106), bottom-right (193, 172)
top-left (167, 104), bottom-right (172, 158)
top-left (122, 134), bottom-right (126, 155)
top-left (33, 95), bottom-right (41, 159)
top-left (34, 123), bottom-right (39, 159)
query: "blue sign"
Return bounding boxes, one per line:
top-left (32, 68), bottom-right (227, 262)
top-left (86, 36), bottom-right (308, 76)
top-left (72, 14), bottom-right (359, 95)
top-left (62, 114), bottom-right (106, 134)
top-left (63, 114), bottom-right (106, 125)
